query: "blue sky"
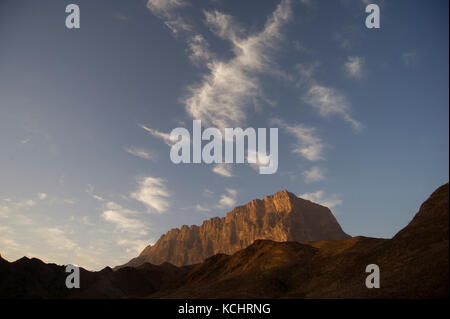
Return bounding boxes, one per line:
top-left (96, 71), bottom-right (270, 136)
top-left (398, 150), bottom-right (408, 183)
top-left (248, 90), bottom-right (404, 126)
top-left (0, 0), bottom-right (448, 270)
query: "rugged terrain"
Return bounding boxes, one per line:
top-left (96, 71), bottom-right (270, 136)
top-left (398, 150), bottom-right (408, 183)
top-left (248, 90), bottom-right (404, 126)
top-left (0, 183), bottom-right (448, 298)
top-left (118, 190), bottom-right (349, 268)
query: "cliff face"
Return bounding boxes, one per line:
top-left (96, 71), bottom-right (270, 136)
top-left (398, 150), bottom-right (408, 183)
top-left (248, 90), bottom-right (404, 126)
top-left (121, 190), bottom-right (349, 267)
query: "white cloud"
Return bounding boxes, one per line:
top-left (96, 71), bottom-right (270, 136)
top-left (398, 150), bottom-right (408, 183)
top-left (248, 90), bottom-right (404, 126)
top-left (140, 124), bottom-right (174, 146)
top-left (344, 56), bottom-right (364, 79)
top-left (165, 16), bottom-right (193, 34)
top-left (294, 32), bottom-right (362, 132)
top-left (304, 84), bottom-right (362, 131)
top-left (146, 0), bottom-right (293, 129)
top-left (188, 34), bottom-right (213, 64)
top-left (212, 164), bottom-right (234, 177)
top-left (184, 0), bottom-right (292, 129)
top-left (36, 227), bottom-right (78, 251)
top-left (0, 226), bottom-right (30, 255)
top-left (102, 209), bottom-right (148, 236)
top-left (0, 237), bottom-right (28, 253)
top-left (1, 198), bottom-right (36, 213)
top-left (130, 176), bottom-right (171, 213)
top-left (124, 146), bottom-right (154, 160)
top-left (146, 0), bottom-right (187, 18)
top-left (105, 201), bottom-right (122, 210)
top-left (272, 118), bottom-right (325, 161)
top-left (195, 204), bottom-right (211, 212)
top-left (299, 190), bottom-right (342, 209)
top-left (38, 193), bottom-right (47, 200)
top-left (0, 199), bottom-right (34, 225)
top-left (86, 185), bottom-right (105, 202)
top-left (217, 188), bottom-right (237, 209)
top-left (303, 166), bottom-right (325, 183)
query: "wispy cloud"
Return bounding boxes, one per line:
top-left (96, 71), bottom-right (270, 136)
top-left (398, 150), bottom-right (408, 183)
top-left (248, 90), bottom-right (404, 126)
top-left (38, 193), bottom-right (47, 200)
top-left (303, 166), bottom-right (325, 183)
top-left (36, 227), bottom-right (77, 251)
top-left (184, 1), bottom-right (292, 129)
top-left (102, 204), bottom-right (148, 236)
top-left (165, 16), bottom-right (193, 34)
top-left (140, 124), bottom-right (174, 146)
top-left (299, 190), bottom-right (342, 209)
top-left (0, 224), bottom-right (32, 260)
top-left (344, 56), bottom-right (364, 79)
top-left (212, 164), bottom-right (234, 177)
top-left (86, 185), bottom-right (105, 202)
top-left (217, 188), bottom-right (237, 209)
top-left (145, 0), bottom-right (296, 131)
top-left (272, 118), bottom-right (325, 161)
top-left (295, 63), bottom-right (362, 131)
top-left (195, 204), bottom-right (211, 212)
top-left (146, 0), bottom-right (187, 18)
top-left (124, 146), bottom-right (155, 160)
top-left (130, 176), bottom-right (171, 213)
top-left (304, 85), bottom-right (362, 131)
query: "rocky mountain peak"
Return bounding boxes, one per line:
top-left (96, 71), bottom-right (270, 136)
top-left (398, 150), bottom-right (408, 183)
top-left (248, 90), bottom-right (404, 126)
top-left (118, 190), bottom-right (349, 268)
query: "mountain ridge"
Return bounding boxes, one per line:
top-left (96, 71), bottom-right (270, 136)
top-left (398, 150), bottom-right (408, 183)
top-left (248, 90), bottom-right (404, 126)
top-left (117, 189), bottom-right (349, 268)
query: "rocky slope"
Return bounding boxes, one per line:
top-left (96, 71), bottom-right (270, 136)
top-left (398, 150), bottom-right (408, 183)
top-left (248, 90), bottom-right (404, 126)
top-left (118, 190), bottom-right (349, 268)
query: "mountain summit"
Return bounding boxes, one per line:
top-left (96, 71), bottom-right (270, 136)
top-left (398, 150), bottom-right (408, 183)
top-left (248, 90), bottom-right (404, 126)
top-left (119, 190), bottom-right (349, 268)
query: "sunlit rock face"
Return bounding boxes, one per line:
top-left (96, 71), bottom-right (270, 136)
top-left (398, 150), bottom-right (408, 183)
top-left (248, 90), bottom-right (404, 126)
top-left (120, 190), bottom-right (350, 267)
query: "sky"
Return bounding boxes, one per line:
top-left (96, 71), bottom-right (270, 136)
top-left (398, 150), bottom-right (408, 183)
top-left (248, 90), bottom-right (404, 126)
top-left (0, 0), bottom-right (448, 270)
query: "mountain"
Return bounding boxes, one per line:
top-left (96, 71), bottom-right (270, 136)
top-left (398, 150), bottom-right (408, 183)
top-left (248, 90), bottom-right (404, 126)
top-left (149, 182), bottom-right (449, 298)
top-left (118, 190), bottom-right (350, 268)
top-left (0, 183), bottom-right (448, 298)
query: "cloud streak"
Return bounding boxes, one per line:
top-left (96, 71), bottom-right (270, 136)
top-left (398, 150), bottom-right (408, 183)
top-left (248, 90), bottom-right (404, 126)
top-left (299, 190), bottom-right (342, 209)
top-left (303, 166), bottom-right (325, 183)
top-left (140, 124), bottom-right (174, 146)
top-left (212, 164), bottom-right (234, 177)
top-left (217, 188), bottom-right (237, 209)
top-left (272, 118), bottom-right (325, 161)
top-left (124, 146), bottom-right (154, 160)
top-left (344, 56), bottom-right (364, 79)
top-left (130, 176), bottom-right (171, 213)
top-left (304, 85), bottom-right (363, 131)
